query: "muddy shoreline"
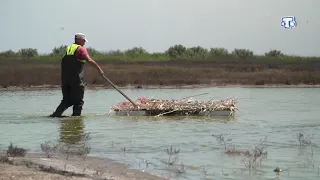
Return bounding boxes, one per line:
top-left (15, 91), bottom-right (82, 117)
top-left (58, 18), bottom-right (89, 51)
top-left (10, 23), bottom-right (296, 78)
top-left (1, 152), bottom-right (167, 180)
top-left (0, 83), bottom-right (320, 92)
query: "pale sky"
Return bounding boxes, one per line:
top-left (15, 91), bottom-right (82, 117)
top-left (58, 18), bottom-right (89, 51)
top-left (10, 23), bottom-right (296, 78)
top-left (1, 0), bottom-right (319, 56)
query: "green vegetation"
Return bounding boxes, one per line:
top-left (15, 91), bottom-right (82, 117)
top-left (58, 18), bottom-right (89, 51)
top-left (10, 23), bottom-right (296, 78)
top-left (0, 45), bottom-right (319, 88)
top-left (0, 44), bottom-right (319, 63)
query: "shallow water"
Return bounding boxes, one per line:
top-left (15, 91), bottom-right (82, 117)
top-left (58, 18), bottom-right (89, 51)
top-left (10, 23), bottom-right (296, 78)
top-left (0, 87), bottom-right (320, 180)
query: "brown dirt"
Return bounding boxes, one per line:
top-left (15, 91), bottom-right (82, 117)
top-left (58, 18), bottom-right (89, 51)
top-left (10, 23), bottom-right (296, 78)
top-left (0, 153), bottom-right (168, 180)
top-left (0, 60), bottom-right (319, 88)
top-left (0, 164), bottom-right (92, 180)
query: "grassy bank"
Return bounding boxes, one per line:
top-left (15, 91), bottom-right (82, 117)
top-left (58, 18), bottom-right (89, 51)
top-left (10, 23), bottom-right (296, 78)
top-left (0, 142), bottom-right (165, 180)
top-left (1, 45), bottom-right (320, 88)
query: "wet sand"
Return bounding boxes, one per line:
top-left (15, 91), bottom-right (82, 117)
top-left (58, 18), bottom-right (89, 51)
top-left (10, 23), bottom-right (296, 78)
top-left (0, 153), bottom-right (168, 180)
top-left (0, 163), bottom-right (93, 180)
top-left (1, 83), bottom-right (320, 92)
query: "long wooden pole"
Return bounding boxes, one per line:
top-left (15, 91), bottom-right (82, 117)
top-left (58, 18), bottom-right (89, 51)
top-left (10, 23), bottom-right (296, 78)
top-left (102, 75), bottom-right (138, 108)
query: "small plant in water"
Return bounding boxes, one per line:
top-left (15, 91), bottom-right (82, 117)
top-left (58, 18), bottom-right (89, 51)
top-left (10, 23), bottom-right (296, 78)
top-left (40, 141), bottom-right (60, 158)
top-left (202, 167), bottom-right (208, 177)
top-left (74, 145), bottom-right (91, 160)
top-left (6, 142), bottom-right (27, 157)
top-left (297, 133), bottom-right (312, 147)
top-left (162, 145), bottom-right (180, 165)
top-left (241, 136), bottom-right (268, 171)
top-left (304, 145), bottom-right (316, 169)
top-left (176, 164), bottom-right (187, 175)
top-left (60, 143), bottom-right (73, 160)
top-left (160, 145), bottom-right (187, 176)
top-left (213, 134), bottom-right (245, 155)
top-left (0, 143), bottom-right (27, 164)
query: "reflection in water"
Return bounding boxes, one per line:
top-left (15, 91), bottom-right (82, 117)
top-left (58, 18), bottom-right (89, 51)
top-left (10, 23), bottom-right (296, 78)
top-left (117, 115), bottom-right (237, 123)
top-left (59, 117), bottom-right (85, 145)
top-left (58, 117), bottom-right (91, 159)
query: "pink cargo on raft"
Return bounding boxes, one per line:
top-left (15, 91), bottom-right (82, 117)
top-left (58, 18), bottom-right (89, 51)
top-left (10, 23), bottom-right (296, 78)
top-left (119, 97), bottom-right (148, 105)
top-left (120, 102), bottom-right (130, 105)
top-left (138, 97), bottom-right (147, 103)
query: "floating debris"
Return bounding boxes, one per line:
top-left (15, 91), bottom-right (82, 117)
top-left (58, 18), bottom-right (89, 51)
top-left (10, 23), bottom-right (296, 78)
top-left (110, 97), bottom-right (238, 117)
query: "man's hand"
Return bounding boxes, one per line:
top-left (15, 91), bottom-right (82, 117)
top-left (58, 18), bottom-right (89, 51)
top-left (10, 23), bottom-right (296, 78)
top-left (98, 69), bottom-right (104, 76)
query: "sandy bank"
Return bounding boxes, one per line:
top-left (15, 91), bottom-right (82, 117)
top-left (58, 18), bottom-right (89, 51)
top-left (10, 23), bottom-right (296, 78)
top-left (0, 83), bottom-right (320, 92)
top-left (0, 153), bottom-right (167, 180)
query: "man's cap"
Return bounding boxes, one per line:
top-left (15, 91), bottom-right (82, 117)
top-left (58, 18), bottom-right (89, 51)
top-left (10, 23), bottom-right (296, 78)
top-left (75, 33), bottom-right (88, 42)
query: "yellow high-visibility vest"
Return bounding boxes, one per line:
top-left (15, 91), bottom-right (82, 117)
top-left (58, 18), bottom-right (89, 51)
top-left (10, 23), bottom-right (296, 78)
top-left (65, 44), bottom-right (86, 63)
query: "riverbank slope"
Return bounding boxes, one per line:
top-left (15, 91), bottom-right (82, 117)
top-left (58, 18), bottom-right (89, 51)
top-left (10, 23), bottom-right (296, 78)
top-left (1, 152), bottom-right (167, 180)
top-left (1, 58), bottom-right (319, 89)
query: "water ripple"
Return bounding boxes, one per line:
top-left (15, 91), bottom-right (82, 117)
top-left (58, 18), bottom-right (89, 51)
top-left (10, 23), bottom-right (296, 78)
top-left (1, 88), bottom-right (320, 180)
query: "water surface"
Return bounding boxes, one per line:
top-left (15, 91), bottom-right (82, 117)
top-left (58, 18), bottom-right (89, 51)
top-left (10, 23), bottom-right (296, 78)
top-left (0, 87), bottom-right (319, 180)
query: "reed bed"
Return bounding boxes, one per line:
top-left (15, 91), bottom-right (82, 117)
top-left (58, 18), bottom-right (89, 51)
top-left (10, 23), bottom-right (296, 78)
top-left (111, 97), bottom-right (238, 116)
top-left (1, 61), bottom-right (320, 88)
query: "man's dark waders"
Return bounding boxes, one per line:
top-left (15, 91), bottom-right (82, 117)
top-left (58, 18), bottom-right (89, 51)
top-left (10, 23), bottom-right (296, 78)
top-left (50, 44), bottom-right (86, 117)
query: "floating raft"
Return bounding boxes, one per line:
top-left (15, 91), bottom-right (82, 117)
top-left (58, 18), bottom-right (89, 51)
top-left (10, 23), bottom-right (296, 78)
top-left (110, 97), bottom-right (238, 117)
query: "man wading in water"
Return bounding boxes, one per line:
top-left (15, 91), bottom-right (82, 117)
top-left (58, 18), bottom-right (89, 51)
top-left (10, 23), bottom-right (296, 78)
top-left (49, 33), bottom-right (104, 117)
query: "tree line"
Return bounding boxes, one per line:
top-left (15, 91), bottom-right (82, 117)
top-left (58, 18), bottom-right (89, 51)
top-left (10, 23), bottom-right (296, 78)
top-left (0, 44), bottom-right (314, 60)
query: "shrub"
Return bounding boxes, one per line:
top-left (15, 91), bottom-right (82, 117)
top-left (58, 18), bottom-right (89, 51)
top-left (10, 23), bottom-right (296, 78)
top-left (232, 48), bottom-right (254, 58)
top-left (124, 47), bottom-right (147, 57)
top-left (165, 44), bottom-right (187, 59)
top-left (0, 50), bottom-right (17, 57)
top-left (265, 50), bottom-right (283, 57)
top-left (51, 45), bottom-right (68, 55)
top-left (185, 46), bottom-right (209, 57)
top-left (209, 48), bottom-right (229, 56)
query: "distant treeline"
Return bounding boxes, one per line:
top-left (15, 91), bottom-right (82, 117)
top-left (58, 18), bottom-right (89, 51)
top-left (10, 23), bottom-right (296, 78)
top-left (0, 45), bottom-right (319, 63)
top-left (1, 45), bottom-right (320, 87)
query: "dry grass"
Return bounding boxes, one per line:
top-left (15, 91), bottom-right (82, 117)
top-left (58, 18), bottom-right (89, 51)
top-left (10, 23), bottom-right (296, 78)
top-left (0, 143), bottom-right (27, 159)
top-left (111, 97), bottom-right (237, 116)
top-left (0, 60), bottom-right (320, 88)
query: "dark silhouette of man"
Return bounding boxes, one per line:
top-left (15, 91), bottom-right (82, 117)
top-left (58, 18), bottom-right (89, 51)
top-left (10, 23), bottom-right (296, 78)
top-left (49, 33), bottom-right (104, 117)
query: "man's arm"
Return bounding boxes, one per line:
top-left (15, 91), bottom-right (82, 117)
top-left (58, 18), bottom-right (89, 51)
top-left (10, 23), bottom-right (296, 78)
top-left (77, 47), bottom-right (104, 76)
top-left (83, 54), bottom-right (104, 76)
